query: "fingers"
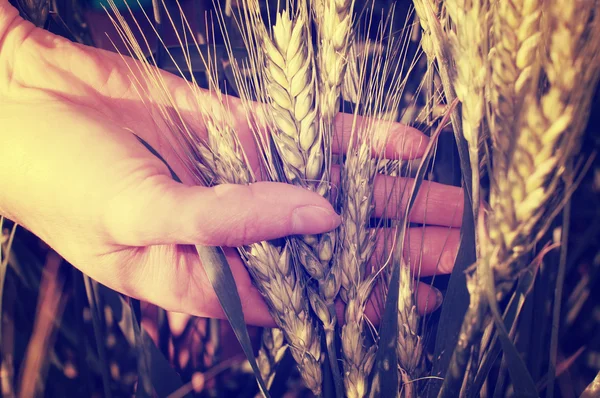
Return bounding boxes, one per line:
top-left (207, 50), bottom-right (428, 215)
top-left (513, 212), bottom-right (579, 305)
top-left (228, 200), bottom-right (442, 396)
top-left (372, 227), bottom-right (460, 277)
top-left (414, 281), bottom-right (444, 315)
top-left (104, 176), bottom-right (341, 248)
top-left (330, 166), bottom-right (464, 227)
top-left (335, 280), bottom-right (443, 326)
top-left (372, 173), bottom-right (464, 227)
top-left (332, 112), bottom-right (429, 159)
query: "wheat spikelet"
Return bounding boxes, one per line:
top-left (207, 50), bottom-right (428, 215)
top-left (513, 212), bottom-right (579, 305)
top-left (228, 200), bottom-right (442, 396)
top-left (342, 43), bottom-right (361, 105)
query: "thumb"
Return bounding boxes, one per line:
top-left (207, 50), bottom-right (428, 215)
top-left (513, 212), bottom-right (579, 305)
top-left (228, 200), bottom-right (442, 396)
top-left (104, 175), bottom-right (341, 247)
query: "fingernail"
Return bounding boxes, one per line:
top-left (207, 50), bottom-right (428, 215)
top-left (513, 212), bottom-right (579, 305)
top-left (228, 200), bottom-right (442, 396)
top-left (433, 287), bottom-right (444, 311)
top-left (291, 206), bottom-right (341, 234)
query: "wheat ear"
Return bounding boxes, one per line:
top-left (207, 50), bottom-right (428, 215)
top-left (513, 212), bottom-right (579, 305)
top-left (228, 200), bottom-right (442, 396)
top-left (488, 0), bottom-right (543, 174)
top-left (338, 140), bottom-right (378, 398)
top-left (260, 9), bottom-right (349, 395)
top-left (261, 6), bottom-right (337, 287)
top-left (396, 262), bottom-right (423, 388)
top-left (445, 0), bottom-right (490, 248)
top-left (263, 10), bottom-right (323, 191)
top-left (256, 328), bottom-right (287, 391)
top-left (314, 0), bottom-right (354, 122)
top-left (489, 0), bottom-right (600, 290)
top-left (337, 13), bottom-right (421, 394)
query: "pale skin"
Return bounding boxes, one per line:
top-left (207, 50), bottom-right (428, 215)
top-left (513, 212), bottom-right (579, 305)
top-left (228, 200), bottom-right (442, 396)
top-left (0, 1), bottom-right (463, 327)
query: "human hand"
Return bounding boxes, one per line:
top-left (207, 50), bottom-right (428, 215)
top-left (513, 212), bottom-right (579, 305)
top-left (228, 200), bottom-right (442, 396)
top-left (0, 2), bottom-right (463, 326)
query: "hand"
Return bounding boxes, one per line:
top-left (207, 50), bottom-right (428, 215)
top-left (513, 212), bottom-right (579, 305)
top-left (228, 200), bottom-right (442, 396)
top-left (0, 2), bottom-right (463, 326)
